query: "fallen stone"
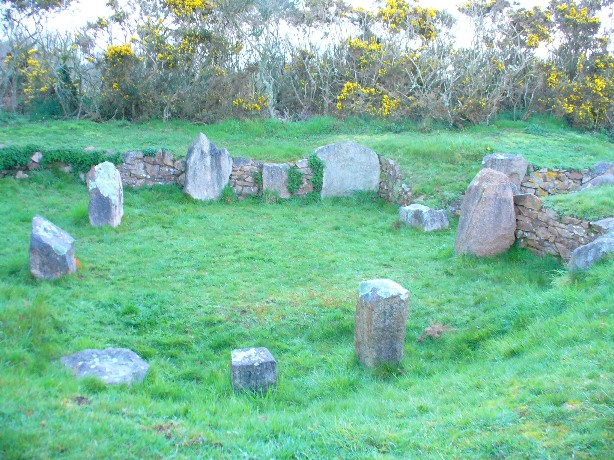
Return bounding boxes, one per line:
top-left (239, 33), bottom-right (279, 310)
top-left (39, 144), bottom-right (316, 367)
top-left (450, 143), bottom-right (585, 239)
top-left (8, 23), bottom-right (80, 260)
top-left (29, 215), bottom-right (77, 280)
top-left (184, 133), bottom-right (232, 200)
top-left (592, 217), bottom-right (614, 235)
top-left (15, 170), bottom-right (28, 179)
top-left (87, 161), bottom-right (123, 227)
top-left (568, 233), bottom-right (614, 271)
top-left (399, 204), bottom-right (449, 231)
top-left (263, 163), bottom-right (290, 198)
top-left (61, 348), bottom-right (150, 385)
top-left (315, 142), bottom-right (380, 198)
top-left (455, 169), bottom-right (516, 257)
top-left (355, 279), bottom-right (409, 368)
top-left (580, 174), bottom-right (614, 190)
top-left (231, 347), bottom-right (277, 394)
top-left (481, 152), bottom-right (528, 192)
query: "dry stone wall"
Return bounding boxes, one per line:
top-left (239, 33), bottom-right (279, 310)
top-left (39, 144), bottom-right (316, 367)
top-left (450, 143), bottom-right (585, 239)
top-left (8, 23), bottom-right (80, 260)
top-left (119, 150), bottom-right (186, 188)
top-left (520, 163), bottom-right (613, 196)
top-left (514, 193), bottom-right (606, 260)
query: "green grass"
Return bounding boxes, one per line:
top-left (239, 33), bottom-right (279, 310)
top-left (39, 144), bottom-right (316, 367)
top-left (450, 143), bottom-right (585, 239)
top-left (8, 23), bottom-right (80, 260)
top-left (1, 115), bottom-right (612, 206)
top-left (543, 185), bottom-right (614, 221)
top-left (1, 170), bottom-right (612, 458)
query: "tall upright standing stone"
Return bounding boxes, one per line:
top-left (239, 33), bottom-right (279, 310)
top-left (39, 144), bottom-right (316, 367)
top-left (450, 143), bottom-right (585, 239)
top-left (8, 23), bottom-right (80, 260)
top-left (315, 142), bottom-right (380, 198)
top-left (87, 161), bottom-right (123, 227)
top-left (455, 168), bottom-right (516, 257)
top-left (183, 133), bottom-right (233, 200)
top-left (355, 279), bottom-right (410, 368)
top-left (29, 215), bottom-right (77, 280)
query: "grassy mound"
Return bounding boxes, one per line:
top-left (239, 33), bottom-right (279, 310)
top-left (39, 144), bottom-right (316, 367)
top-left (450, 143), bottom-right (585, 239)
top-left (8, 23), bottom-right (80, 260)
top-left (543, 185), bottom-right (614, 221)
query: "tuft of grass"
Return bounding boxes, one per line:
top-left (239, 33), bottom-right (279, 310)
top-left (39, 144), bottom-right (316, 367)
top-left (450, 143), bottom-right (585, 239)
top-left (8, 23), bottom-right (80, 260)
top-left (543, 185), bottom-right (614, 221)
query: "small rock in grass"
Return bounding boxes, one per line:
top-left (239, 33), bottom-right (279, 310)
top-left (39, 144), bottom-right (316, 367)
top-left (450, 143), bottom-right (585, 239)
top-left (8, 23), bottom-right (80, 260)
top-left (29, 215), bottom-right (77, 280)
top-left (231, 347), bottom-right (277, 394)
top-left (61, 348), bottom-right (150, 385)
top-left (399, 204), bottom-right (449, 231)
top-left (568, 234), bottom-right (614, 272)
top-left (355, 279), bottom-right (409, 368)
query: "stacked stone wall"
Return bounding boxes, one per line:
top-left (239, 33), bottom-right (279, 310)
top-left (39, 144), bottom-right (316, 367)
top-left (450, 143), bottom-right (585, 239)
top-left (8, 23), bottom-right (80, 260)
top-left (118, 150), bottom-right (185, 188)
top-left (520, 163), bottom-right (612, 196)
top-left (514, 193), bottom-right (606, 260)
top-left (378, 157), bottom-right (412, 205)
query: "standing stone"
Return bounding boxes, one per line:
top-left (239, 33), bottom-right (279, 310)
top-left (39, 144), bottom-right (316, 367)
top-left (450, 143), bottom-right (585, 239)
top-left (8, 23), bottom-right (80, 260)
top-left (455, 168), bottom-right (516, 257)
top-left (184, 133), bottom-right (232, 200)
top-left (481, 152), bottom-right (528, 194)
top-left (230, 347), bottom-right (277, 394)
top-left (87, 161), bottom-right (123, 227)
top-left (315, 142), bottom-right (380, 198)
top-left (29, 215), bottom-right (77, 280)
top-left (263, 163), bottom-right (290, 198)
top-left (61, 348), bottom-right (150, 385)
top-left (399, 204), bottom-right (449, 231)
top-left (355, 279), bottom-right (410, 368)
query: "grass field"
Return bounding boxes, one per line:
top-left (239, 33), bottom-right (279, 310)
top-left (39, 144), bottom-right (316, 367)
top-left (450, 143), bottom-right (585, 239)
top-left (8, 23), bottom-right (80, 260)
top-left (0, 117), bottom-right (613, 458)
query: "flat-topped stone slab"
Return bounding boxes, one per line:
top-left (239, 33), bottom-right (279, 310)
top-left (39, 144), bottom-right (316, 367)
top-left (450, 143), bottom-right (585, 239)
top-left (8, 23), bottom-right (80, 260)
top-left (355, 279), bottom-right (410, 368)
top-left (399, 204), bottom-right (449, 231)
top-left (568, 233), bottom-right (614, 272)
top-left (231, 347), bottom-right (277, 394)
top-left (61, 348), bottom-right (150, 385)
top-left (315, 142), bottom-right (380, 198)
top-left (29, 215), bottom-right (77, 280)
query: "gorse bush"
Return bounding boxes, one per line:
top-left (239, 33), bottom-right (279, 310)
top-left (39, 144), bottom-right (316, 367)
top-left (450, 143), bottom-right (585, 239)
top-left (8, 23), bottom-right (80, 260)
top-left (1, 1), bottom-right (612, 130)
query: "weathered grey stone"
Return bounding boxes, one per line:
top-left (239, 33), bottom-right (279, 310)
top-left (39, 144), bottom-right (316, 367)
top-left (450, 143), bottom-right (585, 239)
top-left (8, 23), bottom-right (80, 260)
top-left (455, 168), bottom-right (516, 257)
top-left (231, 347), bottom-right (277, 394)
top-left (31, 152), bottom-right (43, 163)
top-left (481, 152), bottom-right (528, 192)
top-left (184, 133), bottom-right (232, 200)
top-left (399, 204), bottom-right (449, 231)
top-left (355, 279), bottom-right (409, 368)
top-left (87, 161), bottom-right (123, 227)
top-left (568, 234), bottom-right (614, 271)
top-left (263, 163), bottom-right (290, 198)
top-left (29, 215), bottom-right (77, 280)
top-left (514, 193), bottom-right (543, 211)
top-left (580, 174), bottom-right (614, 190)
top-left (15, 170), bottom-right (28, 179)
top-left (315, 142), bottom-right (380, 198)
top-left (592, 217), bottom-right (614, 235)
top-left (61, 348), bottom-right (150, 385)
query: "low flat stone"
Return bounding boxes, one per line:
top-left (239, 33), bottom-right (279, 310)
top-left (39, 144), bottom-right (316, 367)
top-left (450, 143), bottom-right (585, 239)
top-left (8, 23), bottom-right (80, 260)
top-left (399, 204), bottom-right (449, 231)
top-left (29, 215), bottom-right (77, 280)
top-left (15, 170), bottom-right (28, 179)
top-left (61, 348), bottom-right (150, 385)
top-left (231, 347), bottom-right (277, 394)
top-left (568, 234), bottom-right (614, 271)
